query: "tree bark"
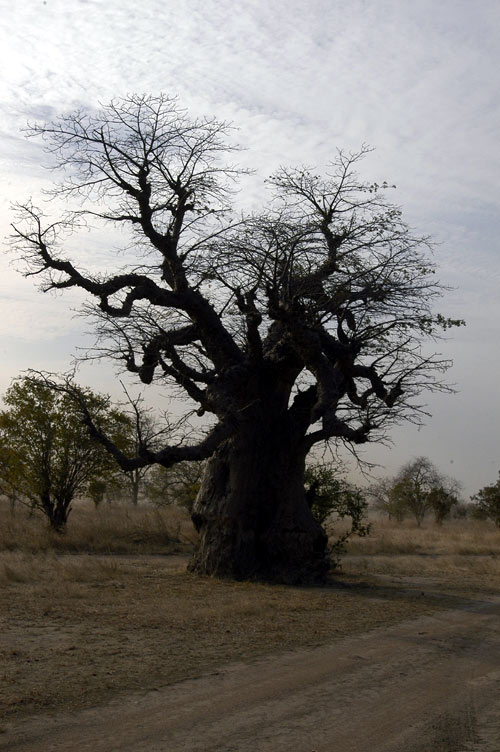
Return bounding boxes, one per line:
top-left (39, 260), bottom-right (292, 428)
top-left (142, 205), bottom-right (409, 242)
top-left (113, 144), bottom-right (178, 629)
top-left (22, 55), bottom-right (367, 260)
top-left (130, 471), bottom-right (140, 506)
top-left (44, 495), bottom-right (71, 532)
top-left (189, 419), bottom-right (330, 584)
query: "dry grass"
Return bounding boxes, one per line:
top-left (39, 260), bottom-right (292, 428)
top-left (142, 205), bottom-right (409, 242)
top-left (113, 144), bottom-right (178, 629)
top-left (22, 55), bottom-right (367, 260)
top-left (0, 551), bottom-right (125, 586)
top-left (0, 499), bottom-right (196, 555)
top-left (2, 504), bottom-right (499, 727)
top-left (341, 516), bottom-right (500, 585)
top-left (346, 516), bottom-right (500, 556)
top-left (0, 552), bottom-right (446, 725)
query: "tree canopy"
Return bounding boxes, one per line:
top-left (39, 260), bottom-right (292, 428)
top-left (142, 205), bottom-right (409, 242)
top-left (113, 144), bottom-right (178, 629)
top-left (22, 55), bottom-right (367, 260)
top-left (0, 377), bottom-right (126, 530)
top-left (370, 456), bottom-right (460, 526)
top-left (9, 95), bottom-right (463, 581)
top-left (471, 473), bottom-right (500, 527)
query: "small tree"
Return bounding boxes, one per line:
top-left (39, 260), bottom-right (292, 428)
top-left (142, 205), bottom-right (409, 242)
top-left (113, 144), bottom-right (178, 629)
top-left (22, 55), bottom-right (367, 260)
top-left (390, 457), bottom-right (458, 527)
top-left (305, 464), bottom-right (370, 563)
top-left (112, 391), bottom-right (176, 505)
top-left (0, 377), bottom-right (124, 530)
top-left (368, 477), bottom-right (406, 522)
top-left (87, 478), bottom-right (108, 509)
top-left (0, 444), bottom-right (23, 512)
top-left (471, 473), bottom-right (500, 527)
top-left (390, 476), bottom-right (427, 526)
top-left (427, 485), bottom-right (459, 525)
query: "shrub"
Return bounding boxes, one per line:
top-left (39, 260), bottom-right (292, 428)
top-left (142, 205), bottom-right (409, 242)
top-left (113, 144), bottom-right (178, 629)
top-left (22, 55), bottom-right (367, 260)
top-left (305, 465), bottom-right (370, 565)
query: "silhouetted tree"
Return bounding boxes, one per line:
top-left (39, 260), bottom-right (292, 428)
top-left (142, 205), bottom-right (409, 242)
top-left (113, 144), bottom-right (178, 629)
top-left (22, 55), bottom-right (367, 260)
top-left (10, 95), bottom-right (462, 580)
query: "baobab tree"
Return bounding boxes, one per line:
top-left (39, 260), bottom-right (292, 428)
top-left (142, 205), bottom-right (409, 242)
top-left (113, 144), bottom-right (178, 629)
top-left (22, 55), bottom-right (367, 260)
top-left (10, 94), bottom-right (463, 581)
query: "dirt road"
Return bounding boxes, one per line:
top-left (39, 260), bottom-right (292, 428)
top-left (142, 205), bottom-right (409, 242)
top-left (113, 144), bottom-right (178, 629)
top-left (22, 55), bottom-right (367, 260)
top-left (3, 590), bottom-right (500, 752)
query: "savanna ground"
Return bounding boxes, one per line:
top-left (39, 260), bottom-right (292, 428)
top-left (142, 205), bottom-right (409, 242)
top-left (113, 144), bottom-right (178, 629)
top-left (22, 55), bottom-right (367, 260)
top-left (1, 499), bottom-right (500, 749)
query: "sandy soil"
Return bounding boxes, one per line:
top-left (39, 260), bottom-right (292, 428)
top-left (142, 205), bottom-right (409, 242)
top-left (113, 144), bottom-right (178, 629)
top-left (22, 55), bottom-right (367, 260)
top-left (0, 553), bottom-right (446, 724)
top-left (2, 573), bottom-right (500, 752)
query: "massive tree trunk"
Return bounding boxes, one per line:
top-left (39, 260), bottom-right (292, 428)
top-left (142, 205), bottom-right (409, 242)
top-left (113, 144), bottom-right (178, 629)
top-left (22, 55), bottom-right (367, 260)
top-left (189, 416), bottom-right (330, 584)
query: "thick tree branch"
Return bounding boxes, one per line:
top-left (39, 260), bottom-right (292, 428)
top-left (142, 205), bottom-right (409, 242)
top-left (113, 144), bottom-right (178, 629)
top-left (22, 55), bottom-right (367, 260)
top-left (28, 374), bottom-right (233, 472)
top-left (11, 98), bottom-right (460, 469)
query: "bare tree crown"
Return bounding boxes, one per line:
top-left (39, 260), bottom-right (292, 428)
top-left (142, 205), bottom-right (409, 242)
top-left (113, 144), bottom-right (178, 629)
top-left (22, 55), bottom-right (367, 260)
top-left (10, 94), bottom-right (464, 469)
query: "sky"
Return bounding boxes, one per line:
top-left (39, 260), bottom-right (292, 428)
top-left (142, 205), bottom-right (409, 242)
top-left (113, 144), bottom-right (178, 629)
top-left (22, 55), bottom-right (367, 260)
top-left (0, 0), bottom-right (499, 496)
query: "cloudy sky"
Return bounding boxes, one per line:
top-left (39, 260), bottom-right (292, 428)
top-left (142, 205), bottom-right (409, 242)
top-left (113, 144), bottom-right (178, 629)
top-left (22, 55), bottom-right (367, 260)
top-left (0, 0), bottom-right (499, 495)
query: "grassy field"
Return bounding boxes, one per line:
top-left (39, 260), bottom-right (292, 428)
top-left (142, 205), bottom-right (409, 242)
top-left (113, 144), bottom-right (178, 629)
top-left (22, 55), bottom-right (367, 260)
top-left (0, 500), bottom-right (196, 556)
top-left (1, 500), bottom-right (499, 728)
top-left (342, 516), bottom-right (500, 586)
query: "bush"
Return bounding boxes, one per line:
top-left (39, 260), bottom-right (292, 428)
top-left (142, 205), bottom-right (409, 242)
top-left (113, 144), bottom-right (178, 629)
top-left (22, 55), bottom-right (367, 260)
top-left (305, 465), bottom-right (370, 565)
top-left (471, 473), bottom-right (500, 527)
